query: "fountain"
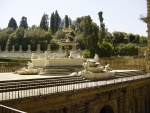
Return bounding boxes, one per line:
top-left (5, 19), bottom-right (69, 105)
top-left (71, 54), bottom-right (115, 80)
top-left (15, 51), bottom-right (115, 79)
top-left (15, 62), bottom-right (39, 75)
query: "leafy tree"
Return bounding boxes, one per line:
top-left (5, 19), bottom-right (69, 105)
top-left (24, 29), bottom-right (52, 51)
top-left (97, 41), bottom-right (113, 57)
top-left (50, 38), bottom-right (58, 50)
top-left (128, 33), bottom-right (136, 43)
top-left (40, 13), bottom-right (49, 31)
top-left (15, 27), bottom-right (25, 50)
top-left (55, 29), bottom-right (66, 40)
top-left (90, 22), bottom-right (99, 56)
top-left (104, 31), bottom-right (113, 43)
top-left (50, 12), bottom-right (55, 34)
top-left (8, 17), bottom-right (18, 30)
top-left (30, 25), bottom-right (38, 30)
top-left (82, 50), bottom-right (91, 58)
top-left (139, 36), bottom-right (147, 45)
top-left (0, 28), bottom-right (14, 50)
top-left (82, 16), bottom-right (99, 57)
top-left (19, 16), bottom-right (28, 29)
top-left (112, 43), bottom-right (138, 56)
top-left (82, 15), bottom-right (92, 49)
top-left (6, 32), bottom-right (16, 50)
top-left (74, 33), bottom-right (85, 50)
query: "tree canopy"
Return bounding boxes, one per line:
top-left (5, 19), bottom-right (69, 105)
top-left (0, 10), bottom-right (147, 57)
top-left (8, 17), bottom-right (18, 30)
top-left (19, 16), bottom-right (28, 29)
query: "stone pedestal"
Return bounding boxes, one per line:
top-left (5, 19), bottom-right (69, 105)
top-left (36, 44), bottom-right (41, 54)
top-left (11, 45), bottom-right (15, 53)
top-left (47, 44), bottom-right (51, 53)
top-left (19, 45), bottom-right (23, 53)
top-left (27, 45), bottom-right (31, 53)
top-left (5, 46), bottom-right (8, 53)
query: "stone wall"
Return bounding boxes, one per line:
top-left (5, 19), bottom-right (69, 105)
top-left (1, 76), bottom-right (150, 113)
top-left (100, 56), bottom-right (146, 70)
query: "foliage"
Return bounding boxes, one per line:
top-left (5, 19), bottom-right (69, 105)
top-left (65, 15), bottom-right (69, 28)
top-left (0, 28), bottom-right (14, 50)
top-left (40, 13), bottom-right (49, 31)
top-left (82, 50), bottom-right (91, 58)
top-left (54, 10), bottom-right (61, 33)
top-left (98, 11), bottom-right (105, 44)
top-left (50, 38), bottom-right (58, 50)
top-left (112, 43), bottom-right (138, 56)
top-left (8, 17), bottom-right (18, 30)
top-left (0, 11), bottom-right (147, 56)
top-left (50, 12), bottom-right (55, 34)
top-left (82, 15), bottom-right (92, 49)
top-left (0, 58), bottom-right (30, 63)
top-left (97, 42), bottom-right (113, 57)
top-left (19, 16), bottom-right (28, 29)
top-left (55, 29), bottom-right (66, 39)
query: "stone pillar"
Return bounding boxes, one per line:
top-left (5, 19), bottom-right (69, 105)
top-left (36, 44), bottom-right (41, 54)
top-left (31, 53), bottom-right (34, 59)
top-left (11, 45), bottom-right (15, 53)
top-left (59, 45), bottom-right (62, 51)
top-left (47, 44), bottom-right (51, 53)
top-left (27, 45), bottom-right (31, 53)
top-left (45, 51), bottom-right (48, 59)
top-left (72, 45), bottom-right (76, 51)
top-left (19, 45), bottom-right (23, 53)
top-left (5, 46), bottom-right (8, 53)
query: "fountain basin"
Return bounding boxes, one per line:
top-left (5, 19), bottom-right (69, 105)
top-left (79, 70), bottom-right (115, 80)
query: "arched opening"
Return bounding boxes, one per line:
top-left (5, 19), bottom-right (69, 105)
top-left (128, 97), bottom-right (137, 113)
top-left (99, 105), bottom-right (114, 113)
top-left (145, 94), bottom-right (150, 113)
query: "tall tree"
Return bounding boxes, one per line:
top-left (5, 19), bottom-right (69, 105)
top-left (82, 15), bottom-right (92, 49)
top-left (19, 16), bottom-right (28, 29)
top-left (64, 15), bottom-right (69, 28)
top-left (50, 12), bottom-right (55, 34)
top-left (8, 17), bottom-right (18, 30)
top-left (40, 13), bottom-right (49, 31)
top-left (98, 11), bottom-right (105, 44)
top-left (54, 10), bottom-right (60, 33)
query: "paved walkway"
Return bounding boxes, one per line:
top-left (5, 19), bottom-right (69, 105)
top-left (0, 73), bottom-right (71, 81)
top-left (0, 70), bottom-right (139, 81)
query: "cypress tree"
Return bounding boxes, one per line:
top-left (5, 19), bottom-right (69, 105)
top-left (19, 16), bottom-right (28, 29)
top-left (65, 15), bottom-right (69, 28)
top-left (54, 10), bottom-right (60, 33)
top-left (40, 13), bottom-right (49, 31)
top-left (8, 17), bottom-right (18, 30)
top-left (50, 12), bottom-right (55, 34)
top-left (98, 11), bottom-right (105, 44)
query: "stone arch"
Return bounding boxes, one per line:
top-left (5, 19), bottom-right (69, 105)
top-left (96, 99), bottom-right (117, 113)
top-left (128, 96), bottom-right (138, 113)
top-left (145, 91), bottom-right (150, 113)
top-left (99, 105), bottom-right (114, 113)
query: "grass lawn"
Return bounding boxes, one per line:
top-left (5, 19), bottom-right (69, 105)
top-left (0, 57), bottom-right (30, 63)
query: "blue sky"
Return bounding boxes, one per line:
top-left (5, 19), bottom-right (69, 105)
top-left (0, 0), bottom-right (147, 36)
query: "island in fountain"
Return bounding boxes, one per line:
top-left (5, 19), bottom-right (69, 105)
top-left (71, 54), bottom-right (115, 80)
top-left (15, 61), bottom-right (39, 75)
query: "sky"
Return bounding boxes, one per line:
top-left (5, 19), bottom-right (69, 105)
top-left (0, 0), bottom-right (147, 36)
